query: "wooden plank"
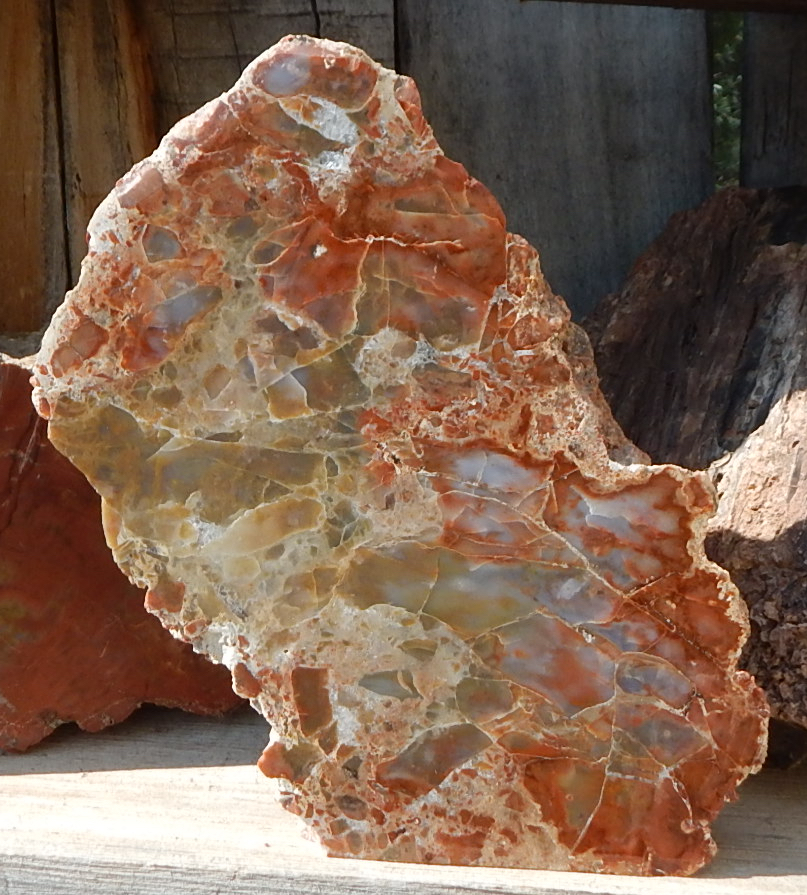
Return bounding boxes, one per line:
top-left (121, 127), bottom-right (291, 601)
top-left (523, 1), bottom-right (807, 12)
top-left (397, 0), bottom-right (712, 317)
top-left (0, 0), bottom-right (68, 333)
top-left (132, 1), bottom-right (317, 137)
top-left (741, 13), bottom-right (807, 188)
top-left (318, 0), bottom-right (396, 70)
top-left (55, 0), bottom-right (157, 284)
top-left (134, 1), bottom-right (396, 138)
top-left (1, 706), bottom-right (806, 894)
top-left (132, 1), bottom-right (394, 139)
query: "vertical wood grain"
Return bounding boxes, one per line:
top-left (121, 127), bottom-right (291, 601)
top-left (741, 13), bottom-right (807, 188)
top-left (2, 0), bottom-right (723, 333)
top-left (318, 0), bottom-right (395, 70)
top-left (55, 0), bottom-right (157, 283)
top-left (0, 0), bottom-right (67, 333)
top-left (134, 1), bottom-right (395, 139)
top-left (133, 1), bottom-right (318, 138)
top-left (397, 0), bottom-right (713, 316)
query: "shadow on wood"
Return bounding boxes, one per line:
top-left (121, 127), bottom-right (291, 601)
top-left (1, 704), bottom-right (267, 775)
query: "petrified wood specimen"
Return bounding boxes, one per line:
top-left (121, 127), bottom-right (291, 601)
top-left (32, 37), bottom-right (766, 874)
top-left (586, 187), bottom-right (807, 748)
top-left (0, 359), bottom-right (242, 752)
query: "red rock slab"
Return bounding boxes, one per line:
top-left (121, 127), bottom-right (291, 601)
top-left (0, 360), bottom-right (242, 752)
top-left (31, 36), bottom-right (767, 874)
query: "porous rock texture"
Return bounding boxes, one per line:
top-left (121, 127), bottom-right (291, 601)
top-left (585, 186), bottom-right (807, 753)
top-left (32, 37), bottom-right (767, 874)
top-left (0, 358), bottom-right (242, 752)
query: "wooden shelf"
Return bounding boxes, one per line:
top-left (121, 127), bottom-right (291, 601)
top-left (1, 706), bottom-right (805, 894)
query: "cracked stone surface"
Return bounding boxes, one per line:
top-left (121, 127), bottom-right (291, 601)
top-left (32, 36), bottom-right (767, 875)
top-left (0, 359), bottom-right (242, 752)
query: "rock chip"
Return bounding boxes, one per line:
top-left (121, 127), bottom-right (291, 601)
top-left (32, 37), bottom-right (767, 874)
top-left (0, 359), bottom-right (242, 752)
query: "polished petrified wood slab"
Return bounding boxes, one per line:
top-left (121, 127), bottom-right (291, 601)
top-left (32, 36), bottom-right (767, 875)
top-left (0, 359), bottom-right (242, 752)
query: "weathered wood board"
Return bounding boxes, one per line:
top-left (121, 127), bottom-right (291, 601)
top-left (0, 0), bottom-right (68, 333)
top-left (526, 0), bottom-right (807, 11)
top-left (133, 0), bottom-right (394, 138)
top-left (56, 0), bottom-right (157, 281)
top-left (132, 1), bottom-right (318, 139)
top-left (0, 0), bottom-right (394, 349)
top-left (318, 0), bottom-right (395, 69)
top-left (397, 0), bottom-right (712, 316)
top-left (1, 706), bottom-right (806, 895)
top-left (741, 13), bottom-right (807, 189)
top-left (2, 0), bottom-right (803, 333)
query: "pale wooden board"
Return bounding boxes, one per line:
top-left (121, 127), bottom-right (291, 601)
top-left (1, 706), bottom-right (805, 895)
top-left (396, 0), bottom-right (712, 317)
top-left (741, 12), bottom-right (807, 189)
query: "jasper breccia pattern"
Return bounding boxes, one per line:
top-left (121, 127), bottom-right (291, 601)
top-left (32, 36), bottom-right (767, 875)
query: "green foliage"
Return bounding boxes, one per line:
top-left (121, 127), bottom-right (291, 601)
top-left (711, 13), bottom-right (743, 188)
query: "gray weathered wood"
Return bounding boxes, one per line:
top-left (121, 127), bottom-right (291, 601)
top-left (741, 13), bottom-right (807, 188)
top-left (397, 0), bottom-right (712, 317)
top-left (525, 0), bottom-right (807, 11)
top-left (0, 0), bottom-right (68, 333)
top-left (133, 1), bottom-right (394, 139)
top-left (55, 0), bottom-right (157, 282)
top-left (1, 706), bottom-right (806, 894)
top-left (318, 0), bottom-right (395, 70)
top-left (132, 1), bottom-right (317, 137)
